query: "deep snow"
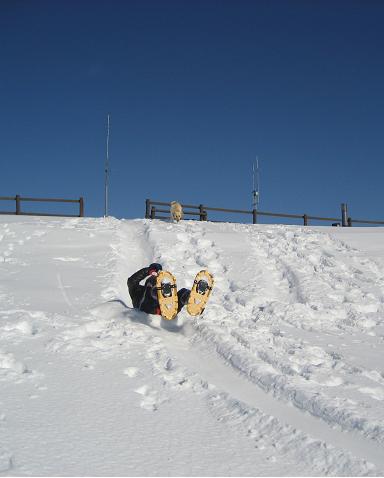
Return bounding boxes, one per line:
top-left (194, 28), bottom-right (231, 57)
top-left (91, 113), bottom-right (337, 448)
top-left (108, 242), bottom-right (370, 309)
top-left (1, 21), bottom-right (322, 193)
top-left (0, 216), bottom-right (384, 476)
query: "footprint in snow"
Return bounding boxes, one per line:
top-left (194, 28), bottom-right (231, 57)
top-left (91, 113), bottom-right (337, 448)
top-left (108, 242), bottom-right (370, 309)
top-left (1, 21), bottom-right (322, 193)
top-left (82, 362), bottom-right (95, 371)
top-left (0, 352), bottom-right (30, 375)
top-left (358, 386), bottom-right (384, 401)
top-left (0, 452), bottom-right (12, 473)
top-left (176, 233), bottom-right (189, 243)
top-left (123, 367), bottom-right (139, 378)
top-left (134, 385), bottom-right (166, 411)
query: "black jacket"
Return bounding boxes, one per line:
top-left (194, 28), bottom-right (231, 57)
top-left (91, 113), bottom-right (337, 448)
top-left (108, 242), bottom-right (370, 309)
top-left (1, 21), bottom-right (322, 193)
top-left (127, 267), bottom-right (160, 315)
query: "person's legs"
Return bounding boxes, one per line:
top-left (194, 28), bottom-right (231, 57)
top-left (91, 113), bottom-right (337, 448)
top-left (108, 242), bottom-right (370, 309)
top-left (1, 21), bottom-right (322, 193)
top-left (177, 288), bottom-right (190, 312)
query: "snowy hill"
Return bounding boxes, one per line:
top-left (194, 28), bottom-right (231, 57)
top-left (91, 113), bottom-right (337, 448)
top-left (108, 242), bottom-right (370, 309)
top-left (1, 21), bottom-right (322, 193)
top-left (1, 216), bottom-right (384, 476)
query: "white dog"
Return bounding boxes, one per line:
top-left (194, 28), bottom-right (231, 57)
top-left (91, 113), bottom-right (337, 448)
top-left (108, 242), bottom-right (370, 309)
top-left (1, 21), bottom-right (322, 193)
top-left (170, 201), bottom-right (183, 222)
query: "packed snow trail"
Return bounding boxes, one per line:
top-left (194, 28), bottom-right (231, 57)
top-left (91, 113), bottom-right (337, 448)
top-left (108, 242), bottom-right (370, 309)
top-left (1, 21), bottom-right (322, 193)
top-left (1, 216), bottom-right (384, 476)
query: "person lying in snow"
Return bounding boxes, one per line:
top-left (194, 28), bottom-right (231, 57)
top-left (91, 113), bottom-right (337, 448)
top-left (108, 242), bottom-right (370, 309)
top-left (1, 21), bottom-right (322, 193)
top-left (127, 263), bottom-right (190, 315)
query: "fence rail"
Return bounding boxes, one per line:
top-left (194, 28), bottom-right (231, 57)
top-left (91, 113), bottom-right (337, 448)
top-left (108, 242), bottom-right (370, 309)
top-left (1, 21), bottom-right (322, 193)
top-left (145, 199), bottom-right (384, 227)
top-left (0, 195), bottom-right (84, 217)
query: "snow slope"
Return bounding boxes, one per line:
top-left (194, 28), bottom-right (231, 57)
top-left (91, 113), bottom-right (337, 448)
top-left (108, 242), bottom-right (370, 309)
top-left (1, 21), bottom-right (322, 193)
top-left (1, 216), bottom-right (384, 476)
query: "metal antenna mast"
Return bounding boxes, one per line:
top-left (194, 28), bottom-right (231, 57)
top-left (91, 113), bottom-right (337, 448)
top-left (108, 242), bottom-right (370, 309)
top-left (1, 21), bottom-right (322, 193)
top-left (104, 114), bottom-right (110, 218)
top-left (252, 157), bottom-right (260, 210)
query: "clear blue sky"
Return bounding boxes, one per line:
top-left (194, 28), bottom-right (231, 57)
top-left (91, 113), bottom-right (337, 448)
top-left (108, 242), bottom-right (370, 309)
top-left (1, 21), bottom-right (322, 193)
top-left (1, 0), bottom-right (384, 224)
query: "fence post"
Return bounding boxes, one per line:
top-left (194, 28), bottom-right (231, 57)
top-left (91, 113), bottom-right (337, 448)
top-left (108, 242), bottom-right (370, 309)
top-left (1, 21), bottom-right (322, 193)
top-left (16, 195), bottom-right (21, 215)
top-left (252, 209), bottom-right (257, 224)
top-left (150, 206), bottom-right (156, 219)
top-left (199, 205), bottom-right (207, 221)
top-left (341, 203), bottom-right (348, 227)
top-left (79, 197), bottom-right (84, 217)
top-left (303, 214), bottom-right (308, 226)
top-left (145, 199), bottom-right (151, 219)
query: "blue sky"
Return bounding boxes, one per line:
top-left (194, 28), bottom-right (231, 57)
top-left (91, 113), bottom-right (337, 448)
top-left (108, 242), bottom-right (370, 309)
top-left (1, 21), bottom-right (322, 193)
top-left (1, 0), bottom-right (384, 224)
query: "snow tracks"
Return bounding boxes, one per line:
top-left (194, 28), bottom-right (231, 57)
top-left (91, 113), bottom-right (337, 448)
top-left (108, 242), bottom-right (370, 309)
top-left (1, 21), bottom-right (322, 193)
top-left (136, 219), bottom-right (384, 475)
top-left (1, 216), bottom-right (384, 475)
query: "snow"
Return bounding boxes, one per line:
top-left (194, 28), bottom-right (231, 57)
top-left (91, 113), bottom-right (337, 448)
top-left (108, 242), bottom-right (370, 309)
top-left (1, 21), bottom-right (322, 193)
top-left (1, 215), bottom-right (384, 476)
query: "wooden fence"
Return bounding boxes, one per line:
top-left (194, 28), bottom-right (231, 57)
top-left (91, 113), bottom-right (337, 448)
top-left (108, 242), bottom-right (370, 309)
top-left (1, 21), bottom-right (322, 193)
top-left (0, 195), bottom-right (84, 217)
top-left (145, 199), bottom-right (384, 227)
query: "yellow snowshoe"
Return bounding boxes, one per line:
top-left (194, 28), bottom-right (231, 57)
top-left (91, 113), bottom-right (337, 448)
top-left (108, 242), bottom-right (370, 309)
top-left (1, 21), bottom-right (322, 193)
top-left (187, 270), bottom-right (214, 316)
top-left (156, 270), bottom-right (178, 320)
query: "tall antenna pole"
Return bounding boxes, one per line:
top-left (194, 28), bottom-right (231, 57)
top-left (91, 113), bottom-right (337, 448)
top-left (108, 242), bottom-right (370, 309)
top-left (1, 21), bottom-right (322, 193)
top-left (252, 157), bottom-right (260, 210)
top-left (104, 114), bottom-right (110, 218)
